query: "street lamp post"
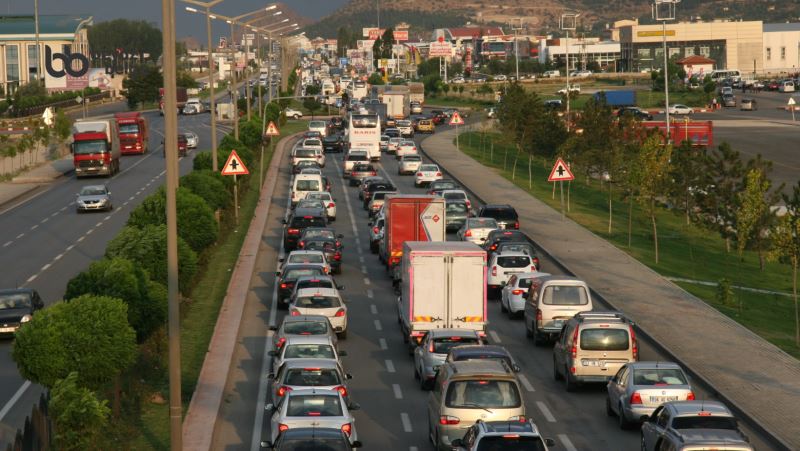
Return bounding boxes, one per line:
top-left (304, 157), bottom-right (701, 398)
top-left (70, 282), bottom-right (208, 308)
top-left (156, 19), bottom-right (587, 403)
top-left (654, 0), bottom-right (679, 143)
top-left (512, 18), bottom-right (523, 81)
top-left (560, 12), bottom-right (579, 133)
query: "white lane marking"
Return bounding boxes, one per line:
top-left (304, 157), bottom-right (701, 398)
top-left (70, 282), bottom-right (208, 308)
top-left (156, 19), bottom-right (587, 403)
top-left (537, 401), bottom-right (557, 423)
top-left (370, 304), bottom-right (378, 315)
top-left (374, 319), bottom-right (382, 331)
top-left (40, 217), bottom-right (48, 223)
top-left (363, 277), bottom-right (371, 285)
top-left (16, 233), bottom-right (24, 239)
top-left (65, 244), bottom-right (75, 251)
top-left (60, 206), bottom-right (67, 212)
top-left (385, 359), bottom-right (396, 373)
top-left (30, 224), bottom-right (38, 230)
top-left (2, 241), bottom-right (11, 247)
top-left (410, 448), bottom-right (419, 451)
top-left (559, 435), bottom-right (577, 451)
top-left (400, 413), bottom-right (412, 432)
top-left (379, 338), bottom-right (388, 350)
top-left (95, 221), bottom-right (103, 227)
top-left (26, 274), bottom-right (37, 283)
top-left (0, 381), bottom-right (32, 422)
top-left (104, 215), bottom-right (111, 220)
top-left (54, 253), bottom-right (64, 261)
top-left (392, 384), bottom-right (403, 399)
top-left (518, 374), bottom-right (535, 392)
top-left (41, 263), bottom-right (51, 271)
top-left (77, 236), bottom-right (85, 242)
top-left (50, 211), bottom-right (58, 217)
top-left (86, 228), bottom-right (94, 235)
top-left (366, 289), bottom-right (374, 299)
top-left (128, 196), bottom-right (135, 201)
top-left (123, 201), bottom-right (129, 206)
top-left (359, 256), bottom-right (365, 263)
top-left (488, 330), bottom-right (502, 343)
top-left (361, 265), bottom-right (368, 274)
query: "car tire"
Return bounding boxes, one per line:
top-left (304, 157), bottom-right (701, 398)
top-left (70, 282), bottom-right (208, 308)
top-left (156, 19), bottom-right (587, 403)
top-left (553, 357), bottom-right (563, 381)
top-left (500, 297), bottom-right (508, 313)
top-left (413, 363), bottom-right (419, 379)
top-left (618, 404), bottom-right (631, 429)
top-left (293, 114), bottom-right (300, 119)
top-left (565, 368), bottom-right (577, 392)
top-left (640, 433), bottom-right (648, 451)
top-left (606, 396), bottom-right (615, 417)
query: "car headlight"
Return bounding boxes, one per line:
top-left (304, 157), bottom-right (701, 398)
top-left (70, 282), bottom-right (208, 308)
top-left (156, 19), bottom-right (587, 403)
top-left (21, 314), bottom-right (32, 323)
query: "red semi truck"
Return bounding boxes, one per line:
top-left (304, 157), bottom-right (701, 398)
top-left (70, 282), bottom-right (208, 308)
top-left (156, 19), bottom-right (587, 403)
top-left (380, 195), bottom-right (446, 284)
top-left (114, 112), bottom-right (149, 155)
top-left (641, 120), bottom-right (713, 147)
top-left (159, 87), bottom-right (188, 115)
top-left (71, 120), bottom-right (121, 177)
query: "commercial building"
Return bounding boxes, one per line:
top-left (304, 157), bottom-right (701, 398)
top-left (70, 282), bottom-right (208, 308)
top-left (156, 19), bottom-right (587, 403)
top-left (618, 20), bottom-right (763, 73)
top-left (0, 15), bottom-right (91, 94)
top-left (762, 23), bottom-right (800, 74)
top-left (539, 38), bottom-right (621, 72)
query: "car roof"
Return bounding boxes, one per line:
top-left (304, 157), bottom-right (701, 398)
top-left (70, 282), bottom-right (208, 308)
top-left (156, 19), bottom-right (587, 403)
top-left (446, 360), bottom-right (514, 379)
top-left (284, 335), bottom-right (336, 345)
top-left (627, 361), bottom-right (682, 371)
top-left (292, 207), bottom-right (325, 217)
top-left (281, 313), bottom-right (330, 324)
top-left (280, 358), bottom-right (340, 370)
top-left (288, 250), bottom-right (325, 256)
top-left (482, 204), bottom-right (515, 210)
top-left (279, 427), bottom-right (346, 439)
top-left (282, 264), bottom-right (326, 274)
top-left (666, 401), bottom-right (732, 417)
top-left (533, 275), bottom-right (584, 284)
top-left (294, 287), bottom-right (339, 297)
top-left (286, 388), bottom-right (342, 397)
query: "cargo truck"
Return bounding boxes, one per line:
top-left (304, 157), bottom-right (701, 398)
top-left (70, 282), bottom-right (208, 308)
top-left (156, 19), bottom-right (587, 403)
top-left (408, 82), bottom-right (425, 104)
top-left (114, 112), bottom-right (148, 155)
top-left (382, 195), bottom-right (446, 284)
top-left (595, 90), bottom-right (636, 107)
top-left (159, 87), bottom-right (188, 115)
top-left (642, 120), bottom-right (713, 147)
top-left (397, 241), bottom-right (488, 349)
top-left (383, 91), bottom-right (410, 119)
top-left (71, 120), bottom-right (121, 177)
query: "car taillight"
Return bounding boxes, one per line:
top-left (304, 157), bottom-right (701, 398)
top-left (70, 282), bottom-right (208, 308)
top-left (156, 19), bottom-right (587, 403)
top-left (341, 423), bottom-right (352, 436)
top-left (439, 415), bottom-right (460, 425)
top-left (328, 203), bottom-right (335, 208)
top-left (276, 337), bottom-right (286, 348)
top-left (630, 325), bottom-right (638, 360)
top-left (298, 241), bottom-right (305, 248)
top-left (335, 385), bottom-right (348, 397)
top-left (533, 257), bottom-right (540, 267)
top-left (491, 266), bottom-right (497, 276)
top-left (513, 221), bottom-right (520, 229)
top-left (464, 229), bottom-right (472, 237)
top-left (490, 244), bottom-right (497, 251)
top-left (429, 341), bottom-right (435, 353)
top-left (280, 283), bottom-right (288, 289)
top-left (290, 309), bottom-right (301, 316)
top-left (416, 172), bottom-right (423, 177)
top-left (531, 266), bottom-right (537, 272)
top-left (277, 386), bottom-right (292, 397)
top-left (630, 392), bottom-right (643, 405)
top-left (334, 308), bottom-right (346, 317)
top-left (571, 327), bottom-right (579, 358)
top-left (373, 226), bottom-right (379, 234)
top-left (466, 200), bottom-right (471, 208)
top-left (278, 423), bottom-right (289, 433)
top-left (686, 391), bottom-right (695, 401)
top-left (288, 228), bottom-right (300, 235)
top-left (371, 171), bottom-right (376, 176)
top-left (334, 252), bottom-right (342, 261)
top-left (512, 289), bottom-right (524, 295)
top-left (536, 310), bottom-right (542, 322)
top-left (436, 172), bottom-right (442, 176)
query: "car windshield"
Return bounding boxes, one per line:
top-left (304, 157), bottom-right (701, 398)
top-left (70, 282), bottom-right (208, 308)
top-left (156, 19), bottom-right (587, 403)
top-left (73, 140), bottom-right (108, 155)
top-left (446, 202), bottom-right (468, 214)
top-left (498, 243), bottom-right (535, 255)
top-left (632, 368), bottom-right (688, 386)
top-left (445, 380), bottom-right (521, 408)
top-left (671, 416), bottom-right (738, 431)
top-left (288, 254), bottom-right (324, 264)
top-left (295, 180), bottom-right (321, 192)
top-left (483, 208), bottom-right (517, 220)
top-left (283, 344), bottom-right (335, 359)
top-left (286, 395), bottom-right (343, 417)
top-left (309, 121), bottom-right (326, 129)
top-left (284, 268), bottom-right (324, 280)
top-left (541, 285), bottom-right (588, 305)
top-left (302, 230), bottom-right (336, 240)
top-left (284, 368), bottom-right (341, 386)
top-left (402, 156), bottom-right (421, 162)
top-left (295, 296), bottom-right (341, 308)
top-left (580, 329), bottom-right (629, 351)
top-left (118, 124), bottom-right (140, 134)
top-left (476, 436), bottom-right (548, 451)
top-left (469, 218), bottom-right (498, 229)
top-left (0, 293), bottom-right (31, 310)
top-left (79, 186), bottom-right (107, 196)
top-left (496, 256), bottom-right (531, 268)
top-left (432, 336), bottom-right (479, 354)
top-left (284, 321), bottom-right (329, 335)
top-left (420, 165), bottom-right (438, 172)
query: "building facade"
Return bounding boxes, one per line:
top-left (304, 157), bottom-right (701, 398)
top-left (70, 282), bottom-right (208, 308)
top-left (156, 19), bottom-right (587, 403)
top-left (762, 23), bottom-right (800, 74)
top-left (540, 38), bottom-right (621, 72)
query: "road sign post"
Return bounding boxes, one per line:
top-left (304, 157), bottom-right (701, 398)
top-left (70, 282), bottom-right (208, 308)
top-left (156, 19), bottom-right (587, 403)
top-left (262, 121), bottom-right (280, 191)
top-left (449, 111), bottom-right (465, 151)
top-left (221, 149), bottom-right (250, 224)
top-left (789, 97), bottom-right (796, 122)
top-left (547, 157), bottom-right (575, 220)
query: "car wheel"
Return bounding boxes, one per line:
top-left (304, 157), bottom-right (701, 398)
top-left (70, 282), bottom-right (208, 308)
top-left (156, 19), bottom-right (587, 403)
top-left (293, 114), bottom-right (300, 119)
top-left (500, 297), bottom-right (508, 313)
top-left (618, 404), bottom-right (631, 429)
top-left (553, 357), bottom-right (563, 381)
top-left (640, 433), bottom-right (648, 451)
top-left (565, 367), bottom-right (576, 392)
top-left (370, 241), bottom-right (377, 254)
top-left (339, 329), bottom-right (347, 339)
top-left (606, 396), bottom-right (615, 417)
top-left (532, 325), bottom-right (543, 346)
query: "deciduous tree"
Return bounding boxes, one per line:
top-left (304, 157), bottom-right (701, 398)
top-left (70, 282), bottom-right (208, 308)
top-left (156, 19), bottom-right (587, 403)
top-left (633, 135), bottom-right (673, 263)
top-left (768, 181), bottom-right (800, 347)
top-left (50, 372), bottom-right (110, 451)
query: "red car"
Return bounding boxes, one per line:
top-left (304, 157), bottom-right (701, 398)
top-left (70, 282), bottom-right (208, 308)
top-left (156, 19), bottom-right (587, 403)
top-left (162, 134), bottom-right (188, 157)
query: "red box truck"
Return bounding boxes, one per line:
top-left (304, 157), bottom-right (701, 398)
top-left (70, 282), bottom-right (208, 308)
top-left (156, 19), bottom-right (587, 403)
top-left (380, 195), bottom-right (446, 284)
top-left (114, 112), bottom-right (149, 155)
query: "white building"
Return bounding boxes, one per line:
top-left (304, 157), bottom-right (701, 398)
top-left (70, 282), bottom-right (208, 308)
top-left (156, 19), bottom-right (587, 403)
top-left (539, 38), bottom-right (621, 72)
top-left (762, 23), bottom-right (800, 74)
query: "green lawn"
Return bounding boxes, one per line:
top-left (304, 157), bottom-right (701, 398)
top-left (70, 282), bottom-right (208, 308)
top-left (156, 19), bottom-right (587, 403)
top-left (457, 131), bottom-right (799, 359)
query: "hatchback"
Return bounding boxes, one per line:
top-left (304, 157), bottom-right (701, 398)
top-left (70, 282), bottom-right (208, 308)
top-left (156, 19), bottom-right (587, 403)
top-left (445, 345), bottom-right (521, 372)
top-left (265, 389), bottom-right (359, 445)
top-left (269, 336), bottom-right (346, 370)
top-left (76, 185), bottom-right (112, 212)
top-left (349, 164), bottom-right (377, 186)
top-left (275, 264), bottom-right (326, 307)
top-left (477, 204), bottom-right (519, 229)
top-left (414, 329), bottom-right (483, 389)
top-left (269, 358), bottom-right (352, 405)
top-left (415, 164), bottom-right (443, 187)
top-left (261, 427), bottom-right (362, 450)
top-left (438, 189), bottom-right (471, 209)
top-left (290, 288), bottom-right (348, 338)
top-left (444, 200), bottom-right (471, 233)
top-left (740, 98), bottom-right (757, 111)
top-left (396, 141), bottom-right (418, 159)
top-left (387, 137), bottom-right (403, 154)
top-left (281, 250), bottom-right (330, 275)
top-left (305, 192), bottom-right (336, 221)
top-left (487, 252), bottom-right (537, 297)
top-left (398, 155), bottom-right (423, 175)
top-left (269, 313), bottom-right (338, 351)
top-left (0, 288), bottom-right (44, 336)
top-left (500, 272), bottom-right (549, 319)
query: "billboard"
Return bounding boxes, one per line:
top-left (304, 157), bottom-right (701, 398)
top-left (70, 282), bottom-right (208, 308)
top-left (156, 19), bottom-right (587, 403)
top-left (428, 41), bottom-right (453, 57)
top-left (394, 30), bottom-right (409, 41)
top-left (363, 28), bottom-right (385, 39)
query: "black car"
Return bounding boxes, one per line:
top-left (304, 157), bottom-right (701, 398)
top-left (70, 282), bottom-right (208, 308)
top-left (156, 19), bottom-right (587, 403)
top-left (477, 204), bottom-right (519, 230)
top-left (262, 427), bottom-right (362, 450)
top-left (0, 288), bottom-right (44, 337)
top-left (482, 229), bottom-right (531, 253)
top-left (303, 239), bottom-right (343, 274)
top-left (322, 134), bottom-right (344, 153)
top-left (362, 182), bottom-right (396, 207)
top-left (383, 128), bottom-right (400, 139)
top-left (275, 264), bottom-right (326, 308)
top-left (293, 160), bottom-right (321, 175)
top-left (283, 207), bottom-right (327, 250)
top-left (494, 241), bottom-right (540, 269)
top-left (617, 106), bottom-right (653, 121)
top-left (445, 344), bottom-right (521, 372)
top-left (426, 179), bottom-right (460, 196)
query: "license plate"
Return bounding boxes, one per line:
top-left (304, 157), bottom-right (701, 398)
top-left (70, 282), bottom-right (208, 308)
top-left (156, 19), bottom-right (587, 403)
top-left (0, 327), bottom-right (17, 333)
top-left (583, 360), bottom-right (605, 367)
top-left (649, 396), bottom-right (678, 403)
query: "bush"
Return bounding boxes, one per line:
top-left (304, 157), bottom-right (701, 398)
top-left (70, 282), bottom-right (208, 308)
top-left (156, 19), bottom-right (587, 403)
top-left (64, 257), bottom-right (167, 342)
top-left (238, 119), bottom-right (263, 150)
top-left (180, 170), bottom-right (231, 210)
top-left (106, 224), bottom-right (198, 293)
top-left (193, 151), bottom-right (213, 171)
top-left (127, 187), bottom-right (218, 252)
top-left (50, 372), bottom-right (110, 451)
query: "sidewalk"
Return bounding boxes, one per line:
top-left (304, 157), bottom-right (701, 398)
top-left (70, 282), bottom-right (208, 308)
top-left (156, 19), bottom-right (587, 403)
top-left (0, 156), bottom-right (73, 209)
top-left (421, 127), bottom-right (799, 450)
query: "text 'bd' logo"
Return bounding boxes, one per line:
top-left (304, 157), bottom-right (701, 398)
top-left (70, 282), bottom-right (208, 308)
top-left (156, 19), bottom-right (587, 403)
top-left (45, 45), bottom-right (89, 78)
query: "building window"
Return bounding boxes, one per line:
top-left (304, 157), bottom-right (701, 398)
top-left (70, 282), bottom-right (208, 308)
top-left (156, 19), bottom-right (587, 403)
top-left (638, 48), bottom-right (652, 60)
top-left (781, 46), bottom-right (786, 59)
top-left (27, 44), bottom-right (39, 78)
top-left (685, 47), bottom-right (695, 56)
top-left (6, 45), bottom-right (19, 82)
top-left (766, 47), bottom-right (771, 60)
top-left (668, 47), bottom-right (680, 58)
top-left (699, 46), bottom-right (710, 57)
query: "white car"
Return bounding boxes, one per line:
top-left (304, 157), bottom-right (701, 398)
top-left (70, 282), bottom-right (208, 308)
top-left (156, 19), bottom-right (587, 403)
top-left (308, 120), bottom-right (327, 137)
top-left (284, 108), bottom-right (303, 119)
top-left (414, 164), bottom-right (442, 187)
top-left (396, 140), bottom-right (418, 159)
top-left (265, 389), bottom-right (359, 446)
top-left (396, 120), bottom-right (414, 137)
top-left (183, 131), bottom-right (198, 149)
top-left (570, 70), bottom-right (592, 77)
top-left (398, 155), bottom-right (422, 175)
top-left (300, 139), bottom-right (325, 167)
top-left (437, 189), bottom-right (471, 210)
top-left (379, 135), bottom-right (390, 152)
top-left (457, 217), bottom-right (499, 244)
top-left (290, 287), bottom-right (348, 337)
top-left (487, 251), bottom-right (537, 296)
top-left (494, 74), bottom-right (507, 81)
top-left (387, 137), bottom-right (403, 154)
top-left (557, 85), bottom-right (581, 95)
top-left (668, 104), bottom-right (693, 115)
top-left (306, 191), bottom-right (336, 221)
top-left (500, 272), bottom-right (550, 318)
top-left (450, 77), bottom-right (466, 84)
top-left (281, 250), bottom-right (331, 275)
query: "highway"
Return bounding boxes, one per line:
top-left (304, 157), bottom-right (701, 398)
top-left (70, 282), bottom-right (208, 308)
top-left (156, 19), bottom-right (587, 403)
top-left (0, 110), bottom-right (219, 444)
top-left (213, 119), bottom-right (773, 450)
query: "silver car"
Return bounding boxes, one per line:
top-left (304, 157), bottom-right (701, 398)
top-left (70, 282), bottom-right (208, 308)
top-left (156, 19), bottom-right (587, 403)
top-left (398, 155), bottom-right (422, 175)
top-left (266, 388), bottom-right (360, 445)
top-left (269, 358), bottom-right (352, 405)
top-left (414, 329), bottom-right (483, 389)
top-left (368, 215), bottom-right (384, 254)
top-left (269, 336), bottom-right (346, 370)
top-left (457, 217), bottom-right (499, 244)
top-left (269, 314), bottom-right (338, 351)
top-left (184, 131), bottom-right (199, 149)
top-left (606, 361), bottom-right (695, 429)
top-left (76, 185), bottom-right (112, 212)
top-left (641, 401), bottom-right (752, 451)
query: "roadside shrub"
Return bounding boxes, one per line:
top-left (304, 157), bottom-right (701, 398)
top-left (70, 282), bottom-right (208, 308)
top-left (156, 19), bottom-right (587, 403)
top-left (218, 135), bottom-right (254, 166)
top-left (180, 170), bottom-right (231, 210)
top-left (127, 187), bottom-right (218, 252)
top-left (106, 224), bottom-right (198, 293)
top-left (64, 257), bottom-right (167, 342)
top-left (238, 119), bottom-right (263, 150)
top-left (50, 372), bottom-right (110, 451)
top-left (193, 151), bottom-right (212, 171)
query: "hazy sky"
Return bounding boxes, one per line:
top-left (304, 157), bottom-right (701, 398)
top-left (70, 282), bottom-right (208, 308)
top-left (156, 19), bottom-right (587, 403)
top-left (7, 0), bottom-right (348, 40)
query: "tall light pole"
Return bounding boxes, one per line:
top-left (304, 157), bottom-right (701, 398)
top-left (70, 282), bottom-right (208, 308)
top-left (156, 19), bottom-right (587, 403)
top-left (561, 12), bottom-right (579, 133)
top-left (654, 0), bottom-right (679, 143)
top-left (160, 0), bottom-right (182, 449)
top-left (245, 13), bottom-right (288, 113)
top-left (512, 18), bottom-right (523, 81)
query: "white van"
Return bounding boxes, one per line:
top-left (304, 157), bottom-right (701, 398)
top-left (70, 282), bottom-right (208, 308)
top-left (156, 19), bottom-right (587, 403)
top-left (184, 97), bottom-right (204, 114)
top-left (543, 70), bottom-right (560, 78)
top-left (291, 174), bottom-right (324, 205)
top-left (343, 150), bottom-right (369, 177)
top-left (779, 80), bottom-right (796, 93)
top-left (291, 147), bottom-right (322, 167)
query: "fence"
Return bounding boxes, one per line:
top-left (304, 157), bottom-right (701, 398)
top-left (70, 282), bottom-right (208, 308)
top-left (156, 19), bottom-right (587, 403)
top-left (12, 91), bottom-right (112, 118)
top-left (4, 393), bottom-right (51, 451)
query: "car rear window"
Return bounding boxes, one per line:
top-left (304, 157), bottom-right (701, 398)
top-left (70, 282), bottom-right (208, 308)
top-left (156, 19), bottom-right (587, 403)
top-left (671, 416), bottom-right (738, 431)
top-left (541, 285), bottom-right (588, 305)
top-left (353, 164), bottom-right (374, 172)
top-left (346, 153), bottom-right (368, 161)
top-left (476, 436), bottom-right (548, 451)
top-left (288, 254), bottom-right (324, 264)
top-left (283, 344), bottom-right (335, 360)
top-left (483, 208), bottom-right (518, 220)
top-left (632, 368), bottom-right (688, 386)
top-left (518, 277), bottom-right (536, 289)
top-left (432, 182), bottom-right (458, 190)
top-left (0, 293), bottom-right (31, 309)
top-left (373, 192), bottom-right (389, 200)
top-left (302, 230), bottom-right (336, 240)
top-left (284, 368), bottom-right (341, 386)
top-left (286, 395), bottom-right (342, 417)
top-left (433, 336), bottom-right (480, 354)
top-left (283, 321), bottom-right (328, 335)
top-left (419, 165), bottom-right (438, 172)
top-left (295, 296), bottom-right (341, 308)
top-left (580, 329), bottom-right (629, 351)
top-left (295, 180), bottom-right (321, 191)
top-left (444, 192), bottom-right (466, 200)
top-left (290, 216), bottom-right (326, 228)
top-left (304, 241), bottom-right (336, 252)
top-left (295, 148), bottom-right (316, 157)
top-left (446, 202), bottom-right (468, 214)
top-left (470, 218), bottom-right (498, 228)
top-left (498, 243), bottom-right (535, 255)
top-left (295, 279), bottom-right (334, 291)
top-left (284, 268), bottom-right (324, 280)
top-left (304, 139), bottom-right (321, 147)
top-left (496, 256), bottom-right (531, 268)
top-left (403, 155), bottom-right (421, 161)
top-left (445, 380), bottom-right (521, 408)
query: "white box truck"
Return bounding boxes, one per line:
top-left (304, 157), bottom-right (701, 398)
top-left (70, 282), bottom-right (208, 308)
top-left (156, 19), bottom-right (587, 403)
top-left (383, 91), bottom-right (410, 119)
top-left (397, 241), bottom-right (488, 349)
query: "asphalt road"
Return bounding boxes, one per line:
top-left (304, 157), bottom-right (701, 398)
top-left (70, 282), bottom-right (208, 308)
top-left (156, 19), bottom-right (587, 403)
top-left (0, 110), bottom-right (219, 445)
top-left (214, 121), bottom-right (772, 450)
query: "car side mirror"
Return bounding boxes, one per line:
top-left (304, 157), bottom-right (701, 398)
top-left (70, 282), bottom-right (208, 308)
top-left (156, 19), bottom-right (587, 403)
top-left (282, 219), bottom-right (287, 225)
top-left (268, 325), bottom-right (278, 331)
top-left (451, 439), bottom-right (464, 447)
top-left (346, 373), bottom-right (353, 380)
top-left (351, 441), bottom-right (363, 448)
top-left (267, 372), bottom-right (274, 379)
top-left (512, 364), bottom-right (521, 373)
top-left (268, 350), bottom-right (277, 357)
top-left (348, 402), bottom-right (361, 411)
top-left (259, 440), bottom-right (273, 449)
top-left (265, 404), bottom-right (274, 411)
top-left (545, 438), bottom-right (556, 446)
top-left (337, 285), bottom-right (345, 290)
top-left (338, 350), bottom-right (348, 356)
top-left (367, 222), bottom-right (372, 227)
top-left (337, 234), bottom-right (344, 239)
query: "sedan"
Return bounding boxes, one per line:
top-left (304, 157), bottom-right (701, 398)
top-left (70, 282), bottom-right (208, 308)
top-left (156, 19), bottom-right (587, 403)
top-left (445, 344), bottom-right (521, 372)
top-left (348, 164), bottom-right (377, 186)
top-left (280, 250), bottom-right (331, 275)
top-left (386, 137), bottom-right (403, 154)
top-left (269, 314), bottom-right (338, 351)
top-left (398, 155), bottom-right (422, 175)
top-left (269, 358), bottom-right (352, 405)
top-left (607, 361), bottom-right (695, 429)
top-left (305, 192), bottom-right (336, 221)
top-left (284, 108), bottom-right (303, 119)
top-left (500, 272), bottom-right (549, 318)
top-left (457, 217), bottom-right (499, 244)
top-left (184, 131), bottom-right (199, 149)
top-left (414, 164), bottom-right (443, 187)
top-left (265, 389), bottom-right (359, 445)
top-left (76, 185), bottom-right (113, 212)
top-left (379, 135), bottom-right (390, 152)
top-left (414, 329), bottom-right (483, 389)
top-left (722, 94), bottom-right (737, 108)
top-left (444, 200), bottom-right (471, 233)
top-left (290, 288), bottom-right (348, 338)
top-left (276, 265), bottom-right (326, 307)
top-left (667, 104), bottom-right (692, 115)
top-left (396, 141), bottom-right (418, 159)
top-left (0, 288), bottom-right (44, 336)
top-left (740, 98), bottom-right (757, 111)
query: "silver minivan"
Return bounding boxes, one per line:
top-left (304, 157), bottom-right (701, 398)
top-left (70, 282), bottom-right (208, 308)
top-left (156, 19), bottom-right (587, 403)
top-left (524, 275), bottom-right (593, 345)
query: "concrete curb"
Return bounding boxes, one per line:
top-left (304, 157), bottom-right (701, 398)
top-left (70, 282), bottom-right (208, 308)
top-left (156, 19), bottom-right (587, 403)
top-left (181, 131), bottom-right (301, 451)
top-left (419, 126), bottom-right (793, 451)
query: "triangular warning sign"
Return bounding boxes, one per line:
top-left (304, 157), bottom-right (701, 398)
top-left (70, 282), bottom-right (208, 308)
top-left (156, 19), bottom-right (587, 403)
top-left (265, 121), bottom-right (280, 136)
top-left (547, 157), bottom-right (574, 182)
top-left (449, 111), bottom-right (465, 126)
top-left (221, 150), bottom-right (249, 176)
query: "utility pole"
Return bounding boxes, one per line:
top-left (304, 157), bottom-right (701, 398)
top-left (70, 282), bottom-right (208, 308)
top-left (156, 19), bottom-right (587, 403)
top-left (512, 18), bottom-right (523, 81)
top-left (561, 12), bottom-right (579, 133)
top-left (654, 0), bottom-right (678, 143)
top-left (205, 4), bottom-right (220, 171)
top-left (229, 20), bottom-right (239, 140)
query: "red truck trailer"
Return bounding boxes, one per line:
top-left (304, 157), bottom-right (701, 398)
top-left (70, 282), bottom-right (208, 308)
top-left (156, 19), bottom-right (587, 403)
top-left (159, 87), bottom-right (188, 115)
top-left (71, 120), bottom-right (121, 177)
top-left (114, 112), bottom-right (149, 155)
top-left (380, 195), bottom-right (446, 284)
top-left (641, 120), bottom-right (713, 147)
